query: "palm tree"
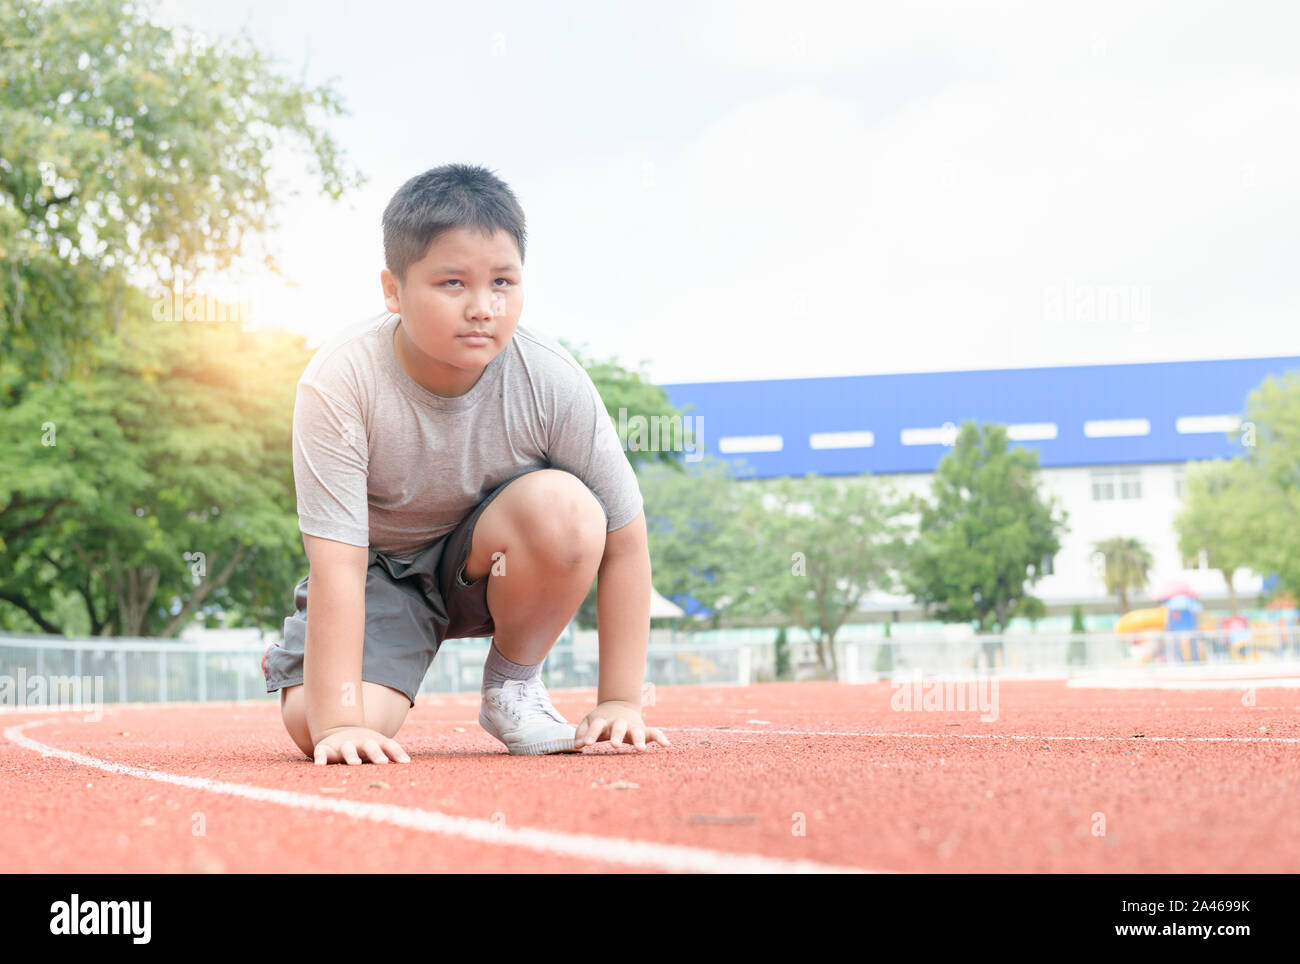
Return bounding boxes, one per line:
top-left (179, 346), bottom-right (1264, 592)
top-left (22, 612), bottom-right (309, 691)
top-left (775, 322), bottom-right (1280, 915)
top-left (1092, 537), bottom-right (1155, 613)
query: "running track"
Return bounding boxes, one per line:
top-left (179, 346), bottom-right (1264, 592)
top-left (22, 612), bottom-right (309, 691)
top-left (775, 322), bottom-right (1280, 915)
top-left (3, 679), bottom-right (1299, 873)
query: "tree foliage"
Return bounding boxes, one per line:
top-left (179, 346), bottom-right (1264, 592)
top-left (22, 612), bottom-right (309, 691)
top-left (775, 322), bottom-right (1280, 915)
top-left (726, 473), bottom-right (913, 677)
top-left (0, 0), bottom-right (363, 374)
top-left (631, 455), bottom-right (762, 630)
top-left (0, 288), bottom-right (312, 635)
top-left (1091, 536), bottom-right (1154, 614)
top-left (0, 0), bottom-right (361, 635)
top-left (1237, 371), bottom-right (1300, 599)
top-left (903, 421), bottom-right (1067, 632)
top-left (560, 337), bottom-right (694, 473)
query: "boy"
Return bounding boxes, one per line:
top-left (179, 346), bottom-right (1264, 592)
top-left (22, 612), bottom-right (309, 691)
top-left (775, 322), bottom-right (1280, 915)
top-left (263, 163), bottom-right (671, 764)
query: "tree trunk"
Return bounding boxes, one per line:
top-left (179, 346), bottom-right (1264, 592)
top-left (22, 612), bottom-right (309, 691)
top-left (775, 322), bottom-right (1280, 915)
top-left (1221, 568), bottom-right (1238, 616)
top-left (813, 632), bottom-right (827, 674)
top-left (159, 546), bottom-right (247, 637)
top-left (116, 563), bottom-right (161, 637)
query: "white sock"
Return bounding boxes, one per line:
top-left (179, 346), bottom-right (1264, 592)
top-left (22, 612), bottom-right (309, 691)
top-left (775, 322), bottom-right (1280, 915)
top-left (482, 639), bottom-right (541, 695)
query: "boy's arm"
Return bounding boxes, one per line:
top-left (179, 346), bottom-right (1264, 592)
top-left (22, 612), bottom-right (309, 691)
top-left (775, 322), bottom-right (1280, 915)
top-left (301, 533), bottom-right (371, 742)
top-left (594, 510), bottom-right (652, 705)
top-left (574, 511), bottom-right (670, 749)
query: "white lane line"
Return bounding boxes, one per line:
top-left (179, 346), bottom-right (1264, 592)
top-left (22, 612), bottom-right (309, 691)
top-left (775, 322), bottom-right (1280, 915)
top-left (1037, 706), bottom-right (1300, 712)
top-left (667, 727), bottom-right (1300, 744)
top-left (706, 707), bottom-right (1300, 714)
top-left (3, 718), bottom-right (880, 875)
top-left (1066, 677), bottom-right (1300, 690)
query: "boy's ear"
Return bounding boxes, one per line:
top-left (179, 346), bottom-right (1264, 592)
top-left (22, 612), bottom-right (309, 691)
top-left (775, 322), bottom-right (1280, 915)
top-left (380, 268), bottom-right (401, 313)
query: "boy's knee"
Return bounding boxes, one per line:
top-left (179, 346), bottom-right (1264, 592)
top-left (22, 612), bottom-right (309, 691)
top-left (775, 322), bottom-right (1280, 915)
top-left (519, 471), bottom-right (607, 567)
top-left (280, 682), bottom-right (410, 760)
top-left (280, 686), bottom-right (314, 759)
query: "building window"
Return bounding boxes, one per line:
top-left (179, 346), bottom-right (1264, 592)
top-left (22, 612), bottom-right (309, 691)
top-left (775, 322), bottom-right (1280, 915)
top-left (1092, 468), bottom-right (1141, 501)
top-left (1041, 554), bottom-right (1055, 576)
top-left (1173, 468), bottom-right (1186, 499)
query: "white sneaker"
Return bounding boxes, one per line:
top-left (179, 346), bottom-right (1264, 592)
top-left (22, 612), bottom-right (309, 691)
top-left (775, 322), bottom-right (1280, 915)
top-left (479, 678), bottom-right (580, 755)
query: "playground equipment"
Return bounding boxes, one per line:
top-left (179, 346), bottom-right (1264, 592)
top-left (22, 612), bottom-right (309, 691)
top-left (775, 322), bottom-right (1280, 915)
top-left (1117, 587), bottom-right (1300, 664)
top-left (1115, 607), bottom-right (1165, 633)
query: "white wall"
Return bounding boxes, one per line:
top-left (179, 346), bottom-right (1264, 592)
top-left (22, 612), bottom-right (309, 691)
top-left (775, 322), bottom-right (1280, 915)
top-left (860, 461), bottom-right (1260, 610)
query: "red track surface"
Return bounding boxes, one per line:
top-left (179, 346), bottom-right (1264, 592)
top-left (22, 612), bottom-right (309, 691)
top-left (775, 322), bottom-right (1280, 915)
top-left (4, 679), bottom-right (1300, 873)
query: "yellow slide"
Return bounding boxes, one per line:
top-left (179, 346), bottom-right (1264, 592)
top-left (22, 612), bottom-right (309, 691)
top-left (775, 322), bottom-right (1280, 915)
top-left (1116, 607), bottom-right (1166, 633)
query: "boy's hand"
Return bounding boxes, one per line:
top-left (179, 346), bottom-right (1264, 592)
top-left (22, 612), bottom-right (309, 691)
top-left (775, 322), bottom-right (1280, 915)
top-left (313, 726), bottom-right (411, 765)
top-left (574, 700), bottom-right (671, 751)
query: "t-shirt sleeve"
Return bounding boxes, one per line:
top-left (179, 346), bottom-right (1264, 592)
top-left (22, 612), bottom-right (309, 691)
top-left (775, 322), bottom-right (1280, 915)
top-left (545, 364), bottom-right (644, 532)
top-left (291, 380), bottom-right (370, 548)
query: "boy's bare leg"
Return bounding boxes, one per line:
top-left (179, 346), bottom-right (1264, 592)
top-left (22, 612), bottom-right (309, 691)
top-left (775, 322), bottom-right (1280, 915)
top-left (280, 681), bottom-right (411, 760)
top-left (462, 469), bottom-right (607, 665)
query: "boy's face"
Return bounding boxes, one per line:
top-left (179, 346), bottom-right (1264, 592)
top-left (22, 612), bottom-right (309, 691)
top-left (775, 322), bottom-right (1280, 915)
top-left (380, 225), bottom-right (523, 397)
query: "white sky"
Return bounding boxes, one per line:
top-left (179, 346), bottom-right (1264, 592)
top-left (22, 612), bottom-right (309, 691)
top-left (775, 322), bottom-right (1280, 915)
top-left (150, 0), bottom-right (1300, 384)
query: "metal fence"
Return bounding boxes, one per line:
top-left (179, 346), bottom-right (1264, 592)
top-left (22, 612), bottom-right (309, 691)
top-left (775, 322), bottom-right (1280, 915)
top-left (0, 633), bottom-right (271, 707)
top-left (835, 625), bottom-right (1300, 683)
top-left (1, 624), bottom-right (1297, 710)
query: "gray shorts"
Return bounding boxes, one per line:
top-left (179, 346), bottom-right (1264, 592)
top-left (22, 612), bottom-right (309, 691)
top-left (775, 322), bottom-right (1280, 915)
top-left (263, 466), bottom-right (551, 708)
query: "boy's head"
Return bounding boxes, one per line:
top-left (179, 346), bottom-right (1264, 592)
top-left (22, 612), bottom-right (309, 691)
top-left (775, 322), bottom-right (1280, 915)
top-left (380, 164), bottom-right (527, 395)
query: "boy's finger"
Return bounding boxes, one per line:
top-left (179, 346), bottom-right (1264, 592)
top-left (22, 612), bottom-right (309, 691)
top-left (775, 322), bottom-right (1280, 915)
top-left (579, 718), bottom-right (604, 746)
top-left (609, 720), bottom-right (629, 746)
top-left (632, 726), bottom-right (646, 750)
top-left (383, 739), bottom-right (411, 763)
top-left (361, 739), bottom-right (388, 764)
top-left (647, 727), bottom-right (671, 747)
top-left (342, 742), bottom-right (363, 765)
top-left (314, 744), bottom-right (329, 765)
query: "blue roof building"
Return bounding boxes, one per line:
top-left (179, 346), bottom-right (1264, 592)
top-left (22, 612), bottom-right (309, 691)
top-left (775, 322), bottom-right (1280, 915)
top-left (659, 355), bottom-right (1300, 477)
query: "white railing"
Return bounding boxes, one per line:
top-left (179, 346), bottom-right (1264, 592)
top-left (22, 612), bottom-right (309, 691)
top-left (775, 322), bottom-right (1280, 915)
top-left (834, 626), bottom-right (1300, 683)
top-left (0, 632), bottom-right (272, 707)
top-left (1, 625), bottom-right (1297, 708)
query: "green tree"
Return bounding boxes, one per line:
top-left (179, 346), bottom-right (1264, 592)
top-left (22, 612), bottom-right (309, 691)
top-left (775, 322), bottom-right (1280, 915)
top-left (1017, 594), bottom-right (1047, 629)
top-left (0, 0), bottom-right (361, 635)
top-left (1092, 536), bottom-right (1153, 613)
top-left (1070, 604), bottom-right (1086, 633)
top-left (588, 454), bottom-right (759, 631)
top-left (874, 619), bottom-right (895, 674)
top-left (904, 421), bottom-right (1067, 632)
top-left (773, 625), bottom-right (790, 681)
top-left (0, 292), bottom-right (312, 636)
top-left (0, 0), bottom-right (362, 375)
top-left (723, 472), bottom-right (914, 679)
top-left (1067, 603), bottom-right (1086, 665)
top-left (560, 338), bottom-right (697, 473)
top-left (1236, 371), bottom-right (1300, 598)
top-left (1174, 459), bottom-right (1269, 615)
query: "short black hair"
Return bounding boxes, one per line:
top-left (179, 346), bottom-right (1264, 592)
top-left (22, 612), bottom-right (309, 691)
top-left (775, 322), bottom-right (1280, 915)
top-left (382, 163), bottom-right (527, 286)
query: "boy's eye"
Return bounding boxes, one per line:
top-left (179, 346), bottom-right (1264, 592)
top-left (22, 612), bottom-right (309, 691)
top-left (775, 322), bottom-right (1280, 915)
top-left (441, 279), bottom-right (513, 287)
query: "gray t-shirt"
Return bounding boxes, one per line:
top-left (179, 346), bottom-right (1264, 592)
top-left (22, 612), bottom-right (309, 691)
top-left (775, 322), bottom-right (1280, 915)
top-left (291, 311), bottom-right (642, 562)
